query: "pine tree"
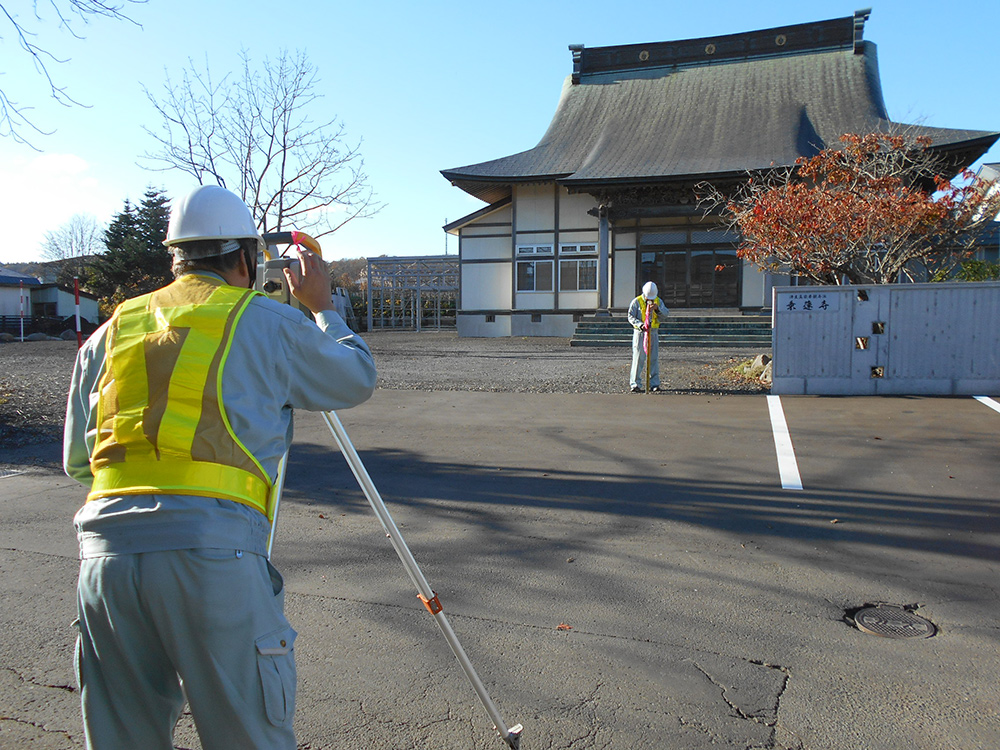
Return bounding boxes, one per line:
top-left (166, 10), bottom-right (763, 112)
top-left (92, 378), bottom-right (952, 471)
top-left (136, 187), bottom-right (171, 252)
top-left (86, 188), bottom-right (173, 315)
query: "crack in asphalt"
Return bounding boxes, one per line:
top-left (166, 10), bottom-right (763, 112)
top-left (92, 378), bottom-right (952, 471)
top-left (2, 666), bottom-right (76, 694)
top-left (690, 659), bottom-right (800, 750)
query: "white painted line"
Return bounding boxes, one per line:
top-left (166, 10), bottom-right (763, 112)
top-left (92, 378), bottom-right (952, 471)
top-left (767, 395), bottom-right (803, 491)
top-left (974, 396), bottom-right (1000, 415)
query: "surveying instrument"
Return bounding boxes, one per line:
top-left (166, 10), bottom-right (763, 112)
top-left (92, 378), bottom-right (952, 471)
top-left (256, 231), bottom-right (523, 749)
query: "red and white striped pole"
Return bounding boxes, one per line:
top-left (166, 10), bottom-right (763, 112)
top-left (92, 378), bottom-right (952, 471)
top-left (74, 276), bottom-right (83, 348)
top-left (19, 280), bottom-right (25, 342)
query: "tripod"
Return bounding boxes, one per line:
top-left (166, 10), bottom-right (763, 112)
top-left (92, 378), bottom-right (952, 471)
top-left (267, 411), bottom-right (522, 749)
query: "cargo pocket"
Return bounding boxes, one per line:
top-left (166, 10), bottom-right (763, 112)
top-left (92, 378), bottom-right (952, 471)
top-left (255, 626), bottom-right (297, 727)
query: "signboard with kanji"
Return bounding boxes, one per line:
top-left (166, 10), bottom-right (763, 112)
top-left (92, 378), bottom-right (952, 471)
top-left (775, 291), bottom-right (839, 312)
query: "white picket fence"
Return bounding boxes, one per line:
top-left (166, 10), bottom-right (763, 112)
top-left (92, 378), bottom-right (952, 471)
top-left (771, 281), bottom-right (1000, 395)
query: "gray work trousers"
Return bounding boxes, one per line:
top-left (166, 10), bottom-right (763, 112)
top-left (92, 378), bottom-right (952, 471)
top-left (630, 328), bottom-right (661, 389)
top-left (76, 549), bottom-right (297, 750)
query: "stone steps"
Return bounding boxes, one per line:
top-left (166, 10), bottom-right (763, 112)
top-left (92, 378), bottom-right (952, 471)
top-left (570, 313), bottom-right (772, 348)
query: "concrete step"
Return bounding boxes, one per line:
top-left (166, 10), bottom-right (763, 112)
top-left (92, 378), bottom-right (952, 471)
top-left (570, 313), bottom-right (772, 348)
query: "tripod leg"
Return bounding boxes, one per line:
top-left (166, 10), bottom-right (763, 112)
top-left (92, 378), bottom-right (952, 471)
top-left (321, 410), bottom-right (522, 749)
top-left (266, 448), bottom-right (290, 560)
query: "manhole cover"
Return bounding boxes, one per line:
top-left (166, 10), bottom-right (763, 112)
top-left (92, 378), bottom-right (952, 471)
top-left (853, 606), bottom-right (936, 639)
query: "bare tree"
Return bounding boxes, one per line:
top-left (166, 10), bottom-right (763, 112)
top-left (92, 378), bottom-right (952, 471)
top-left (1, 1), bottom-right (144, 146)
top-left (41, 212), bottom-right (104, 283)
top-left (142, 50), bottom-right (380, 241)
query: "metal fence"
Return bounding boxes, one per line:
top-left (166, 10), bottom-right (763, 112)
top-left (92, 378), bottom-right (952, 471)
top-left (0, 315), bottom-right (94, 337)
top-left (366, 256), bottom-right (458, 332)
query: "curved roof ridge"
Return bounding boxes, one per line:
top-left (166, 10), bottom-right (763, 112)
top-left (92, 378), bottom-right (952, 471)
top-left (441, 13), bottom-right (998, 204)
top-left (572, 11), bottom-right (867, 82)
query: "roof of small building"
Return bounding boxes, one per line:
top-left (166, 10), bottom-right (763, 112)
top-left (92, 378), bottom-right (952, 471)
top-left (442, 11), bottom-right (999, 204)
top-left (0, 269), bottom-right (43, 287)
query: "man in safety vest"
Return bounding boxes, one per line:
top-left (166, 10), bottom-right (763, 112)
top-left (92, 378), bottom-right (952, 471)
top-left (64, 185), bottom-right (376, 750)
top-left (627, 281), bottom-right (670, 393)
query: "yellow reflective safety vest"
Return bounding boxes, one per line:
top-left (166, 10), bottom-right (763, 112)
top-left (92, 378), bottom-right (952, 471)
top-left (638, 296), bottom-right (664, 329)
top-left (88, 274), bottom-right (274, 519)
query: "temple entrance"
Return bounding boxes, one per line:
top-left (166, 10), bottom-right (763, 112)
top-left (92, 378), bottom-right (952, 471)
top-left (637, 227), bottom-right (740, 308)
top-left (638, 248), bottom-right (739, 308)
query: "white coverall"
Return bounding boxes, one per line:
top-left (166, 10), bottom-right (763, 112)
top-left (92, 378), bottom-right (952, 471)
top-left (627, 294), bottom-right (670, 390)
top-left (64, 271), bottom-right (376, 750)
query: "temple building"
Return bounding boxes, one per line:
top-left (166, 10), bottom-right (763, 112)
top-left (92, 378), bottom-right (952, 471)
top-left (441, 9), bottom-right (999, 337)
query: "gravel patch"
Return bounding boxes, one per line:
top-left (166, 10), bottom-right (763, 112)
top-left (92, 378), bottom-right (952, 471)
top-left (0, 331), bottom-right (769, 465)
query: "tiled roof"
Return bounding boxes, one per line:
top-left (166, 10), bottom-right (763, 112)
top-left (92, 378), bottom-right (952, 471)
top-left (442, 13), bottom-right (999, 203)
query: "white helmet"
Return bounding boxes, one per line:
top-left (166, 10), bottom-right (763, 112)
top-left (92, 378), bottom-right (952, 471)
top-left (164, 185), bottom-right (264, 259)
top-left (642, 281), bottom-right (658, 300)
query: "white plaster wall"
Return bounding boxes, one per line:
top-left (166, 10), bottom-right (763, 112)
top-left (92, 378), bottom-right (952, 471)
top-left (741, 263), bottom-right (767, 308)
top-left (613, 249), bottom-right (637, 308)
top-left (558, 290), bottom-right (599, 308)
top-left (615, 229), bottom-right (638, 250)
top-left (517, 233), bottom-right (556, 247)
top-left (559, 190), bottom-right (598, 228)
top-left (468, 204), bottom-right (512, 226)
top-left (515, 292), bottom-right (555, 309)
top-left (461, 263), bottom-right (511, 310)
top-left (559, 232), bottom-right (599, 246)
top-left (461, 235), bottom-right (512, 261)
top-left (516, 184), bottom-right (555, 231)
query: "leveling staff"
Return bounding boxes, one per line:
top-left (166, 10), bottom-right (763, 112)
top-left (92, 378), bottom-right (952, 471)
top-left (64, 185), bottom-right (376, 750)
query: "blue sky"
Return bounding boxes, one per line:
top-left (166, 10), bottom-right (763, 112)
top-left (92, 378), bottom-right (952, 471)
top-left (1, 0), bottom-right (998, 264)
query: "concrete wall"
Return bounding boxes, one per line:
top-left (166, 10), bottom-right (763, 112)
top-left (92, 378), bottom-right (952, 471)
top-left (772, 281), bottom-right (1000, 395)
top-left (511, 313), bottom-right (577, 337)
top-left (457, 313), bottom-right (512, 337)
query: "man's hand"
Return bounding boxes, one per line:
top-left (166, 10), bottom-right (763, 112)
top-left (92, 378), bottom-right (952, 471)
top-left (284, 247), bottom-right (335, 315)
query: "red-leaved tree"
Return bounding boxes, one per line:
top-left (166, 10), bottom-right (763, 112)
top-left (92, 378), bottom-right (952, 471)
top-left (702, 133), bottom-right (1000, 285)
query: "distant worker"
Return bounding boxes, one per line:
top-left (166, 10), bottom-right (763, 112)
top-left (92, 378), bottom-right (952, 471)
top-left (627, 281), bottom-right (670, 393)
top-left (64, 184), bottom-right (377, 749)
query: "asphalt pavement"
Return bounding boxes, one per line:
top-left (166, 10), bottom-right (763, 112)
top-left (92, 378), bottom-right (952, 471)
top-left (1, 390), bottom-right (998, 749)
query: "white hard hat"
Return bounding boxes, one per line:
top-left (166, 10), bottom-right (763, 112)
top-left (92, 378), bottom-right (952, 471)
top-left (164, 185), bottom-right (265, 259)
top-left (642, 281), bottom-right (658, 299)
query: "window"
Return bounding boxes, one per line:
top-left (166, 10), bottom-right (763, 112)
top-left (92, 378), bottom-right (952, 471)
top-left (691, 228), bottom-right (740, 244)
top-left (516, 245), bottom-right (555, 291)
top-left (516, 244), bottom-right (553, 256)
top-left (559, 243), bottom-right (597, 255)
top-left (517, 259), bottom-right (553, 291)
top-left (560, 259), bottom-right (597, 291)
